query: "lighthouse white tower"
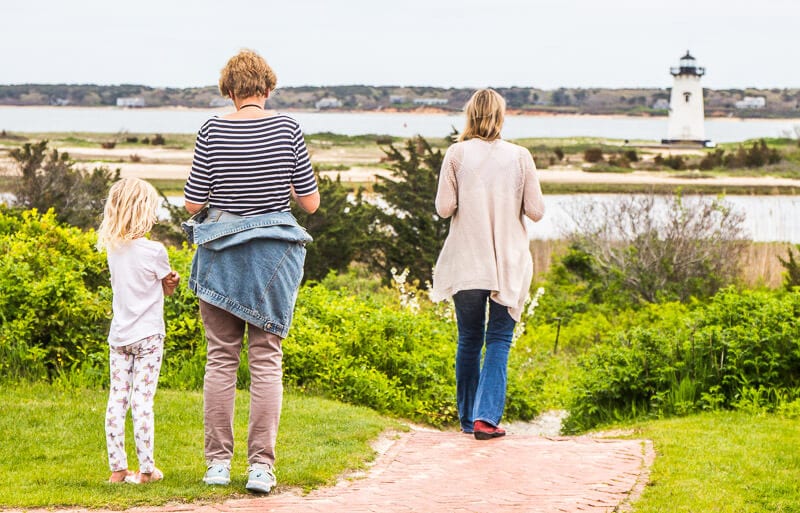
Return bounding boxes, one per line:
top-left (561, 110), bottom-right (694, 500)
top-left (664, 51), bottom-right (709, 145)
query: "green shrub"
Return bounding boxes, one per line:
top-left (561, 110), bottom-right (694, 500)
top-left (583, 147), bottom-right (604, 163)
top-left (283, 282), bottom-right (459, 425)
top-left (0, 207), bottom-right (109, 382)
top-left (0, 208), bottom-right (548, 427)
top-left (0, 208), bottom-right (200, 387)
top-left (654, 153), bottom-right (686, 170)
top-left (563, 288), bottom-right (800, 433)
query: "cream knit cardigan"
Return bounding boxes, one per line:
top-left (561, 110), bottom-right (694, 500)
top-left (430, 138), bottom-right (545, 321)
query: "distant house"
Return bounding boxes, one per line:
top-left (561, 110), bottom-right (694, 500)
top-left (413, 98), bottom-right (448, 106)
top-left (735, 96), bottom-right (766, 109)
top-left (209, 97), bottom-right (233, 108)
top-left (116, 97), bottom-right (145, 108)
top-left (390, 95), bottom-right (407, 104)
top-left (652, 98), bottom-right (670, 110)
top-left (315, 97), bottom-right (343, 109)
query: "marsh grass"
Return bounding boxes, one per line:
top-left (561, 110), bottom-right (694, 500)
top-left (0, 384), bottom-right (401, 509)
top-left (626, 412), bottom-right (800, 512)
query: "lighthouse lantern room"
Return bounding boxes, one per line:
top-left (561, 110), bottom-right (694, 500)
top-left (663, 51), bottom-right (710, 146)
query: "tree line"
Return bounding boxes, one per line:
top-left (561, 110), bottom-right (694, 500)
top-left (3, 84), bottom-right (800, 117)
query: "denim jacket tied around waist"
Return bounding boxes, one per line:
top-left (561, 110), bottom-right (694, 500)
top-left (182, 208), bottom-right (313, 338)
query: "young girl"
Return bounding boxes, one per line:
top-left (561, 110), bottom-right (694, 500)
top-left (97, 177), bottom-right (180, 484)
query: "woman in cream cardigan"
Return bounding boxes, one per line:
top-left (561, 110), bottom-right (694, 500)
top-left (431, 88), bottom-right (545, 440)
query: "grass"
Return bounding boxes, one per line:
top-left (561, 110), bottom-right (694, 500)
top-left (624, 411), bottom-right (800, 512)
top-left (0, 383), bottom-right (402, 509)
top-left (5, 382), bottom-right (800, 512)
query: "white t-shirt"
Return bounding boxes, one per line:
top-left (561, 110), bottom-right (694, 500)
top-left (107, 238), bottom-right (172, 347)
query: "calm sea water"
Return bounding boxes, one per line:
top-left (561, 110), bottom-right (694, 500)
top-left (527, 194), bottom-right (800, 243)
top-left (2, 106), bottom-right (800, 142)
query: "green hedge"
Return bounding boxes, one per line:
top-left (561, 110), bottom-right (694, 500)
top-left (0, 208), bottom-right (546, 426)
top-left (563, 288), bottom-right (800, 432)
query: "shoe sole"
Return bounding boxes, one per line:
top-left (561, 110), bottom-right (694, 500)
top-left (474, 431), bottom-right (506, 440)
top-left (203, 477), bottom-right (231, 485)
top-left (245, 481), bottom-right (274, 494)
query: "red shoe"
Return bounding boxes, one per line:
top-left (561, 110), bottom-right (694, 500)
top-left (473, 420), bottom-right (506, 440)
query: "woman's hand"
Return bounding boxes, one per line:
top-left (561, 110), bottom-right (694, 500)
top-left (185, 201), bottom-right (205, 214)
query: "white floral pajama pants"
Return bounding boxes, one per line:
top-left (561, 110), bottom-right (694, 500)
top-left (105, 334), bottom-right (164, 473)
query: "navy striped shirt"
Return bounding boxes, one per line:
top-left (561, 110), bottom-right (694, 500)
top-left (184, 115), bottom-right (318, 216)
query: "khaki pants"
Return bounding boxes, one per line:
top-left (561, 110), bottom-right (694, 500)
top-left (200, 300), bottom-right (283, 468)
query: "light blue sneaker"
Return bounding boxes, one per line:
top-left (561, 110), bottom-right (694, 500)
top-left (203, 463), bottom-right (231, 486)
top-left (245, 464), bottom-right (276, 494)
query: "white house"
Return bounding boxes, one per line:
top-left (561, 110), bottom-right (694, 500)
top-left (413, 98), bottom-right (448, 106)
top-left (209, 97), bottom-right (233, 108)
top-left (315, 97), bottom-right (343, 109)
top-left (652, 98), bottom-right (670, 110)
top-left (116, 97), bottom-right (145, 108)
top-left (735, 96), bottom-right (766, 109)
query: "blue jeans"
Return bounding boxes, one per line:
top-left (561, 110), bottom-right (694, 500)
top-left (453, 289), bottom-right (516, 432)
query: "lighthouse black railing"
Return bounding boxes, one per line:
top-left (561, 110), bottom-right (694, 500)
top-left (670, 66), bottom-right (706, 76)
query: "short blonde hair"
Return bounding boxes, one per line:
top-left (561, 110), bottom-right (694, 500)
top-left (218, 49), bottom-right (277, 99)
top-left (459, 88), bottom-right (506, 142)
top-left (96, 178), bottom-right (160, 251)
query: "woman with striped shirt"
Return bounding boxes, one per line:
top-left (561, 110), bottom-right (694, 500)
top-left (184, 49), bottom-right (319, 494)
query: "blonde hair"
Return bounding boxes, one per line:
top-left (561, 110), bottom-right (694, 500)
top-left (96, 178), bottom-right (160, 251)
top-left (459, 88), bottom-right (506, 142)
top-left (218, 49), bottom-right (277, 100)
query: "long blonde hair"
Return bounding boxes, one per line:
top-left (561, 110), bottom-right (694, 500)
top-left (96, 178), bottom-right (160, 251)
top-left (459, 88), bottom-right (506, 142)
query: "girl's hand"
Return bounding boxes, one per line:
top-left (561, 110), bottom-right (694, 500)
top-left (162, 271), bottom-right (180, 296)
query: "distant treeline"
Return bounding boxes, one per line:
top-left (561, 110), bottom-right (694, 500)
top-left (2, 83), bottom-right (800, 117)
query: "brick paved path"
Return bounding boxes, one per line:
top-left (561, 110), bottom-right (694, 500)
top-left (21, 429), bottom-right (652, 513)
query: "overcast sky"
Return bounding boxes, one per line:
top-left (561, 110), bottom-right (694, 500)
top-left (1, 0), bottom-right (799, 90)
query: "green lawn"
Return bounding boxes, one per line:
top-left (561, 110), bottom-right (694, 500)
top-left (3, 385), bottom-right (800, 511)
top-left (0, 384), bottom-right (402, 509)
top-left (627, 411), bottom-right (800, 512)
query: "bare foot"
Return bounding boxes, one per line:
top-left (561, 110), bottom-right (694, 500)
top-left (108, 470), bottom-right (132, 483)
top-left (125, 468), bottom-right (164, 484)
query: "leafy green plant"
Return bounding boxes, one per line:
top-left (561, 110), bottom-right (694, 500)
top-left (283, 281), bottom-right (459, 425)
top-left (563, 287), bottom-right (800, 433)
top-left (0, 207), bottom-right (109, 382)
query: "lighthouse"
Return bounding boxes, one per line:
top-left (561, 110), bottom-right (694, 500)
top-left (663, 51), bottom-right (710, 146)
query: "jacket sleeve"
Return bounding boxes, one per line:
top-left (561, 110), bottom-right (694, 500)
top-left (435, 145), bottom-right (458, 218)
top-left (521, 148), bottom-right (545, 222)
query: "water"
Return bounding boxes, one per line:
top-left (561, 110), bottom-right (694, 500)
top-left (528, 194), bottom-right (800, 243)
top-left (2, 106), bottom-right (800, 142)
